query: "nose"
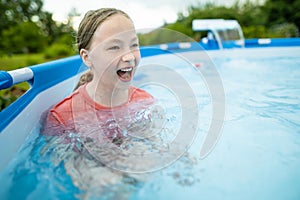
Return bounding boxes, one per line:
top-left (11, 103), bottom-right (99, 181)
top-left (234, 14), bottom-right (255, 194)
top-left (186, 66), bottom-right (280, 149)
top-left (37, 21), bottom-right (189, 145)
top-left (122, 52), bottom-right (135, 63)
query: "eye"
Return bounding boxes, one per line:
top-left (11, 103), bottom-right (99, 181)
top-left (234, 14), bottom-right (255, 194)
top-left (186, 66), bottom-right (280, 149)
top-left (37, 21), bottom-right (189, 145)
top-left (108, 46), bottom-right (120, 50)
top-left (131, 43), bottom-right (139, 48)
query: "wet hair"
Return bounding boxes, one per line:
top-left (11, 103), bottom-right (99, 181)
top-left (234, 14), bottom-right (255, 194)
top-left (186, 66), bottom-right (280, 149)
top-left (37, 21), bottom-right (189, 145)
top-left (74, 8), bottom-right (131, 90)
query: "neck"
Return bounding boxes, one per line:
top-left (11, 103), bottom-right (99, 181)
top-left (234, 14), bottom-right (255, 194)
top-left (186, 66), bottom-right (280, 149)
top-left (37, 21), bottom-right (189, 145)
top-left (86, 81), bottom-right (129, 107)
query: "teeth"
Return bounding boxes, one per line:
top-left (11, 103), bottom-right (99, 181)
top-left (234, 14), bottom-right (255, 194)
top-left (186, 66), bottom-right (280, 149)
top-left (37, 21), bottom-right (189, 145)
top-left (120, 67), bottom-right (133, 72)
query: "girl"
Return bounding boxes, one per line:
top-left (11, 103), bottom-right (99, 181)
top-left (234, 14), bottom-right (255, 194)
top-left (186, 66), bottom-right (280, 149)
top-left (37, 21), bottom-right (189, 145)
top-left (41, 10), bottom-right (165, 197)
top-left (43, 8), bottom-right (156, 135)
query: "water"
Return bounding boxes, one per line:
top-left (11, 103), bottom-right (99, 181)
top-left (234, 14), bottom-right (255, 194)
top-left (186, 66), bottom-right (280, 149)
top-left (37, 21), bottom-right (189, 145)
top-left (1, 47), bottom-right (300, 200)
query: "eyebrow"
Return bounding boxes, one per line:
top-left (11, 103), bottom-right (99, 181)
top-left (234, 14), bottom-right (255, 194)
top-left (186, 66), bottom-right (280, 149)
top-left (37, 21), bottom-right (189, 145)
top-left (106, 37), bottom-right (138, 44)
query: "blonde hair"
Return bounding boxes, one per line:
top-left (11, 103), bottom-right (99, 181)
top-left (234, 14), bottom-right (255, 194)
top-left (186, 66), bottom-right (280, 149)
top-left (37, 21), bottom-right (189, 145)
top-left (74, 8), bottom-right (131, 90)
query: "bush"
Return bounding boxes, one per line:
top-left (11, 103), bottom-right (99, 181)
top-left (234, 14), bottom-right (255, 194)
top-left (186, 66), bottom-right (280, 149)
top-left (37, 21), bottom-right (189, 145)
top-left (0, 85), bottom-right (28, 111)
top-left (243, 25), bottom-right (268, 38)
top-left (44, 43), bottom-right (76, 59)
top-left (267, 23), bottom-right (299, 38)
top-left (1, 22), bottom-right (47, 54)
top-left (26, 56), bottom-right (44, 66)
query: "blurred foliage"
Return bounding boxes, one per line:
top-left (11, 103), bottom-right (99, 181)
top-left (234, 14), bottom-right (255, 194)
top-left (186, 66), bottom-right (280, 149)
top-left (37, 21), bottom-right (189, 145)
top-left (264, 0), bottom-right (300, 29)
top-left (2, 21), bottom-right (47, 54)
top-left (44, 43), bottom-right (76, 59)
top-left (0, 0), bottom-right (77, 55)
top-left (0, 54), bottom-right (45, 71)
top-left (0, 83), bottom-right (29, 111)
top-left (140, 0), bottom-right (300, 45)
top-left (138, 27), bottom-right (195, 45)
top-left (44, 34), bottom-right (77, 59)
top-left (1, 0), bottom-right (299, 50)
top-left (0, 0), bottom-right (78, 108)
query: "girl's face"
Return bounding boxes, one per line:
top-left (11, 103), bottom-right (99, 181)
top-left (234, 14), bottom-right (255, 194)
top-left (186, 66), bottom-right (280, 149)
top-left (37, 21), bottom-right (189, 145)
top-left (81, 14), bottom-right (140, 90)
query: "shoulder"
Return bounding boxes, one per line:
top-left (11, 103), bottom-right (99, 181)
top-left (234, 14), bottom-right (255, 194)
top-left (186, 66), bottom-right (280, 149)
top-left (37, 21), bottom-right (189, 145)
top-left (48, 86), bottom-right (83, 124)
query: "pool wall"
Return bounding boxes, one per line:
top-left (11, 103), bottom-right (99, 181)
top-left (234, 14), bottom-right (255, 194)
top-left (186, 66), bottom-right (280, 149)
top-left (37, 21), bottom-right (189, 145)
top-left (142, 37), bottom-right (300, 52)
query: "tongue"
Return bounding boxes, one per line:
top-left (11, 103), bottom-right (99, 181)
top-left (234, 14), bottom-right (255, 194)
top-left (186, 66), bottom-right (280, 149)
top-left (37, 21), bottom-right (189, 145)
top-left (117, 70), bottom-right (131, 81)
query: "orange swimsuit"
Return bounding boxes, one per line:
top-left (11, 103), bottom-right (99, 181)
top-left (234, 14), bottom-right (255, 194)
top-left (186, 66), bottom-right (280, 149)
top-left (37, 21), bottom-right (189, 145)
top-left (42, 84), bottom-right (154, 136)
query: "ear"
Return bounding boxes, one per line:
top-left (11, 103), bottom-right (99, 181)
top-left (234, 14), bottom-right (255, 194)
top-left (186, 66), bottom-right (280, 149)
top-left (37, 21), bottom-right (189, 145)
top-left (80, 49), bottom-right (92, 67)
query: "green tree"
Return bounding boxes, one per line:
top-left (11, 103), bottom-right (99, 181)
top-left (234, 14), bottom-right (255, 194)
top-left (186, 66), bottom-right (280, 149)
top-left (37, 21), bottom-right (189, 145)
top-left (0, 0), bottom-right (46, 31)
top-left (0, 0), bottom-right (49, 53)
top-left (0, 0), bottom-right (74, 54)
top-left (232, 0), bottom-right (266, 27)
top-left (2, 21), bottom-right (47, 54)
top-left (158, 0), bottom-right (299, 40)
top-left (263, 0), bottom-right (300, 30)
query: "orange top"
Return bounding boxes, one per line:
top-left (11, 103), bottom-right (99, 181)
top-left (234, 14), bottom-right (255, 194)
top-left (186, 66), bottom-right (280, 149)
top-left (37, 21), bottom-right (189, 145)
top-left (42, 84), bottom-right (154, 136)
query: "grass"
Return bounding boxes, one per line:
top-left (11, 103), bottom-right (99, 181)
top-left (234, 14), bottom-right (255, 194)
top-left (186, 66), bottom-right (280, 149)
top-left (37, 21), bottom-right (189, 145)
top-left (0, 53), bottom-right (46, 71)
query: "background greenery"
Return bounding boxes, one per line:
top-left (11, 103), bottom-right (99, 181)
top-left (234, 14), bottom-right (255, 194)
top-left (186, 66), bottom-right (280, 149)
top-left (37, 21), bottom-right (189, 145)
top-left (139, 0), bottom-right (300, 45)
top-left (0, 0), bottom-right (299, 110)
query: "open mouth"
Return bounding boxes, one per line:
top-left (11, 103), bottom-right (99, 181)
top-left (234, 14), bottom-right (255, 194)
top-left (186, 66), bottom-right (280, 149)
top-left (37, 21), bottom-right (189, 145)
top-left (116, 67), bottom-right (133, 82)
